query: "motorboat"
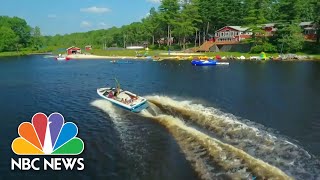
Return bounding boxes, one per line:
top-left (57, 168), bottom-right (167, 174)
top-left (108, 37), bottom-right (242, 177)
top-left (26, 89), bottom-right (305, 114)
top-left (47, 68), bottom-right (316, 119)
top-left (55, 57), bottom-right (67, 61)
top-left (55, 54), bottom-right (70, 61)
top-left (191, 59), bottom-right (217, 66)
top-left (97, 87), bottom-right (149, 113)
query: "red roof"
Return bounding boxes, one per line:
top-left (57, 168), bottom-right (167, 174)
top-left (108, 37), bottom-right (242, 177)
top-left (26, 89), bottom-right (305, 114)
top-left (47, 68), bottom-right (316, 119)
top-left (216, 26), bottom-right (249, 32)
top-left (66, 46), bottom-right (81, 50)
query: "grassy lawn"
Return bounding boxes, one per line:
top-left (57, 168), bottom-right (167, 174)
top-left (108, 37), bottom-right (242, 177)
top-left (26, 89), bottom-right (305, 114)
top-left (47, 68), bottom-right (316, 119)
top-left (0, 51), bottom-right (53, 57)
top-left (0, 51), bottom-right (26, 57)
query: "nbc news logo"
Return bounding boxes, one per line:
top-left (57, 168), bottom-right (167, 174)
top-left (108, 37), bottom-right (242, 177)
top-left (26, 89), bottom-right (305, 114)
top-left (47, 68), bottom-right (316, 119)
top-left (11, 113), bottom-right (85, 171)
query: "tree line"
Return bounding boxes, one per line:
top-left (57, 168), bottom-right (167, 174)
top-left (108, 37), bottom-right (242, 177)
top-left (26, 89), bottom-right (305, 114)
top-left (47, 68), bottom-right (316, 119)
top-left (46, 0), bottom-right (319, 53)
top-left (1, 0), bottom-right (319, 53)
top-left (0, 16), bottom-right (43, 52)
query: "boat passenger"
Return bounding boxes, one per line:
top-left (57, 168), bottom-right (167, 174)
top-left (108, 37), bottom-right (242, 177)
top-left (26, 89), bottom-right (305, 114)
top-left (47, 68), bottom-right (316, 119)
top-left (114, 87), bottom-right (120, 97)
top-left (108, 91), bottom-right (114, 98)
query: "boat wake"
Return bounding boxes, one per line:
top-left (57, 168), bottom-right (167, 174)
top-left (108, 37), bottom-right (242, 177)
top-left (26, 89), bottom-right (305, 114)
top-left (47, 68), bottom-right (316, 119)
top-left (90, 100), bottom-right (132, 150)
top-left (90, 100), bottom-right (154, 178)
top-left (91, 96), bottom-right (320, 180)
top-left (141, 103), bottom-right (291, 179)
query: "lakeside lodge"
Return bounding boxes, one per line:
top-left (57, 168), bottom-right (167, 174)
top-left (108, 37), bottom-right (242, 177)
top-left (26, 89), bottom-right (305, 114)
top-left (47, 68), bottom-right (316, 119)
top-left (194, 22), bottom-right (317, 52)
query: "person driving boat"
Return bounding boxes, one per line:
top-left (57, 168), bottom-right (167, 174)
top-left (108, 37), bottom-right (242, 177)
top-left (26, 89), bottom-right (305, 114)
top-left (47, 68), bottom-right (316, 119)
top-left (114, 86), bottom-right (120, 97)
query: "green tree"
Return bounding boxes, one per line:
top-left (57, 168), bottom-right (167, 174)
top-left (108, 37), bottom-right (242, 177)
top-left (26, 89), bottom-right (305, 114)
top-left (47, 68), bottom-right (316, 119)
top-left (312, 0), bottom-right (320, 44)
top-left (199, 0), bottom-right (245, 32)
top-left (243, 0), bottom-right (269, 25)
top-left (0, 26), bottom-right (18, 52)
top-left (276, 23), bottom-right (305, 53)
top-left (142, 7), bottom-right (160, 46)
top-left (174, 0), bottom-right (202, 49)
top-left (158, 0), bottom-right (180, 46)
top-left (276, 0), bottom-right (314, 23)
top-left (31, 26), bottom-right (44, 50)
top-left (8, 17), bottom-right (32, 47)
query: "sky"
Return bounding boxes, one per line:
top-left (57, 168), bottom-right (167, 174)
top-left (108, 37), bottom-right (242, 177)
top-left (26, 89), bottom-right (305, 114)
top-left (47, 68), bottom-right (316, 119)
top-left (0, 0), bottom-right (160, 35)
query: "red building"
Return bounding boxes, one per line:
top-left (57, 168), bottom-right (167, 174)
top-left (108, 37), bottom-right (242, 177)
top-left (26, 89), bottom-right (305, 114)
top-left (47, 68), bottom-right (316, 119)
top-left (85, 45), bottom-right (92, 51)
top-left (66, 46), bottom-right (81, 55)
top-left (300, 22), bottom-right (317, 41)
top-left (214, 26), bottom-right (252, 44)
top-left (261, 23), bottom-right (277, 36)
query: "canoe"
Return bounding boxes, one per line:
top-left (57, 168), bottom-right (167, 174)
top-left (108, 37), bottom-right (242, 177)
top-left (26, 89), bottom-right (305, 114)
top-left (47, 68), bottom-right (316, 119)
top-left (191, 59), bottom-right (217, 66)
top-left (97, 87), bottom-right (149, 113)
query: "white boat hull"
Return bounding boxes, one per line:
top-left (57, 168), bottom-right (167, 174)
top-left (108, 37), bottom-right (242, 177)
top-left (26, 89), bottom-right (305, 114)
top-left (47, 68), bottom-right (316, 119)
top-left (56, 57), bottom-right (66, 61)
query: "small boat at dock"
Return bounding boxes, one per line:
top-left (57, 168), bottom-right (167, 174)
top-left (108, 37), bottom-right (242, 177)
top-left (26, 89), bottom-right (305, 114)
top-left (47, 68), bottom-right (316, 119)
top-left (55, 54), bottom-right (70, 61)
top-left (55, 57), bottom-right (67, 61)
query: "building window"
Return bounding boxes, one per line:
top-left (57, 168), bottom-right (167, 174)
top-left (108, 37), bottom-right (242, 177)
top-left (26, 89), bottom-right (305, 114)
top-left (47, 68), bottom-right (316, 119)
top-left (221, 32), bottom-right (224, 36)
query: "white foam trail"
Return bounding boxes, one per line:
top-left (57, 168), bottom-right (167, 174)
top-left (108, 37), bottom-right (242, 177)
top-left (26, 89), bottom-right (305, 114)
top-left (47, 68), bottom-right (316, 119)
top-left (140, 110), bottom-right (292, 179)
top-left (90, 100), bottom-right (133, 152)
top-left (145, 95), bottom-right (320, 179)
top-left (91, 99), bottom-right (122, 120)
top-left (90, 99), bottom-right (149, 177)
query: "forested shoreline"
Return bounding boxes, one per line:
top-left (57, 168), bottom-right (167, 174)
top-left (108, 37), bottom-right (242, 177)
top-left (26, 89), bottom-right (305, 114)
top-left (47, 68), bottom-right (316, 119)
top-left (0, 0), bottom-right (319, 55)
top-left (0, 16), bottom-right (43, 53)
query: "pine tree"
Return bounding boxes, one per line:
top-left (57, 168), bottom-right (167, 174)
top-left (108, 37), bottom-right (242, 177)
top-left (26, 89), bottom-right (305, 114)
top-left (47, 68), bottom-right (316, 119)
top-left (243, 0), bottom-right (269, 25)
top-left (158, 0), bottom-right (180, 46)
top-left (174, 0), bottom-right (202, 49)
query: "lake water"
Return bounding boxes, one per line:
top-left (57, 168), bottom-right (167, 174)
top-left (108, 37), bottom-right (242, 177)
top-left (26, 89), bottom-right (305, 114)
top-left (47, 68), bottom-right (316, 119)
top-left (0, 56), bottom-right (319, 180)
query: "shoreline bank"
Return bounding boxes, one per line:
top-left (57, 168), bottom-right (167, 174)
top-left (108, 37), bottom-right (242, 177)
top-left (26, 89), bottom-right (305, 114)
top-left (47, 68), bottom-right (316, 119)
top-left (0, 51), bottom-right (52, 57)
top-left (67, 54), bottom-right (320, 61)
top-left (1, 51), bottom-right (320, 61)
top-left (67, 54), bottom-right (154, 60)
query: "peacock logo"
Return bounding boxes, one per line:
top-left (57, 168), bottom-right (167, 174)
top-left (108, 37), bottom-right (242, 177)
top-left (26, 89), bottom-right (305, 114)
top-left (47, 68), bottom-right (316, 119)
top-left (11, 112), bottom-right (84, 155)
